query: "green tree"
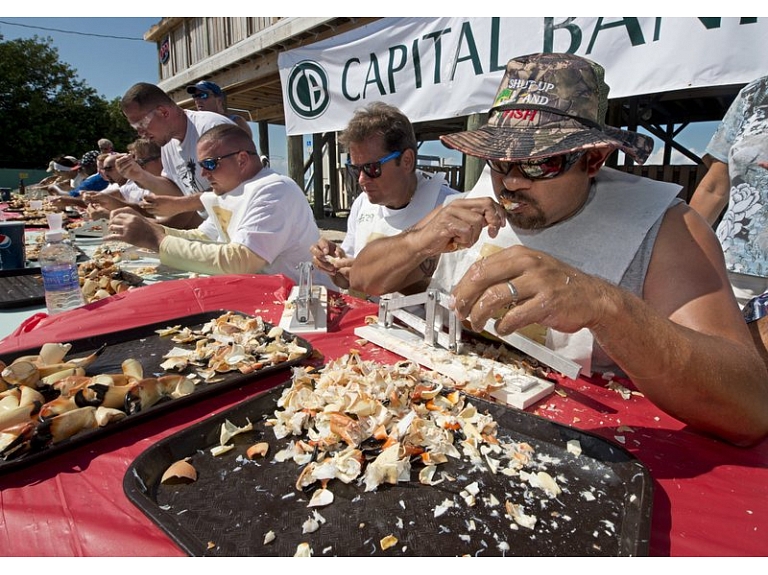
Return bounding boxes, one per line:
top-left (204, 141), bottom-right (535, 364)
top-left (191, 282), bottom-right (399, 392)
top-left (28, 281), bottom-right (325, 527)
top-left (0, 34), bottom-right (133, 169)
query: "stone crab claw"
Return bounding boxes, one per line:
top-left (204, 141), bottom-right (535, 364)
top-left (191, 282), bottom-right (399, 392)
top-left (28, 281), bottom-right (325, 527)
top-left (0, 421), bottom-right (38, 460)
top-left (124, 375), bottom-right (192, 414)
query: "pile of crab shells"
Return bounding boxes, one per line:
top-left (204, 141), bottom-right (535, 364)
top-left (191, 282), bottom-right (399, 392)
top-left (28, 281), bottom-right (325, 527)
top-left (78, 256), bottom-right (145, 303)
top-left (156, 312), bottom-right (309, 382)
top-left (267, 351), bottom-right (543, 508)
top-left (0, 342), bottom-right (192, 461)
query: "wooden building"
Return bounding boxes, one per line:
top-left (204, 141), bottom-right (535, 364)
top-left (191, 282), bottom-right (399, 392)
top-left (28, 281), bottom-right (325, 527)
top-left (144, 17), bottom-right (741, 217)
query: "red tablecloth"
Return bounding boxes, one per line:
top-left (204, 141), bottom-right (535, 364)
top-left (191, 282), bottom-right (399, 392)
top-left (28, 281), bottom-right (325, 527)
top-left (0, 274), bottom-right (766, 556)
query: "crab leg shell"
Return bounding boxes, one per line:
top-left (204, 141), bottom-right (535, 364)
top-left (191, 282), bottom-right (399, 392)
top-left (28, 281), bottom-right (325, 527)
top-left (39, 396), bottom-right (80, 419)
top-left (0, 421), bottom-right (37, 459)
top-left (52, 376), bottom-right (94, 398)
top-left (0, 402), bottom-right (41, 431)
top-left (40, 367), bottom-right (87, 387)
top-left (75, 383), bottom-right (137, 410)
top-left (1, 361), bottom-right (41, 388)
top-left (38, 406), bottom-right (98, 444)
top-left (38, 343), bottom-right (73, 366)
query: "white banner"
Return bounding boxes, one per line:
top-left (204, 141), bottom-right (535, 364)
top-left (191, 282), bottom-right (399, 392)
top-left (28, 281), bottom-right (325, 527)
top-left (279, 17), bottom-right (768, 136)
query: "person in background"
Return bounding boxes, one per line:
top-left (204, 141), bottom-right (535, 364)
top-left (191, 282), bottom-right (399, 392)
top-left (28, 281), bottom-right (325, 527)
top-left (350, 52), bottom-right (768, 447)
top-left (309, 102), bottom-right (458, 293)
top-left (104, 124), bottom-right (323, 284)
top-left (689, 74), bottom-right (768, 307)
top-left (83, 140), bottom-right (164, 220)
top-left (119, 82), bottom-right (236, 229)
top-left (98, 138), bottom-right (115, 154)
top-left (186, 81), bottom-right (253, 139)
top-left (35, 155), bottom-right (79, 194)
top-left (49, 150), bottom-right (109, 209)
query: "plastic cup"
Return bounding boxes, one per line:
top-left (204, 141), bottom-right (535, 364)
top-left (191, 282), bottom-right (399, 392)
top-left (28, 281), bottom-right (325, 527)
top-left (46, 212), bottom-right (63, 230)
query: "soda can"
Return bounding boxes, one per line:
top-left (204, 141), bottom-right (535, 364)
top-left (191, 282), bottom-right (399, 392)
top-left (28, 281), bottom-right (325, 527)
top-left (0, 221), bottom-right (26, 270)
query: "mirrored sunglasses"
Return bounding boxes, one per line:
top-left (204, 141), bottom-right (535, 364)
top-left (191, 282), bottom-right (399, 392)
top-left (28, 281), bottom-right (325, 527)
top-left (486, 152), bottom-right (585, 181)
top-left (129, 107), bottom-right (159, 131)
top-left (198, 150), bottom-right (257, 171)
top-left (346, 150), bottom-right (402, 179)
top-left (192, 92), bottom-right (210, 100)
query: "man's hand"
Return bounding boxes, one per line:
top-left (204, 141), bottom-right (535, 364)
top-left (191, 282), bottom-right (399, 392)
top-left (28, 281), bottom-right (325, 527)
top-left (310, 239), bottom-right (353, 288)
top-left (451, 244), bottom-right (611, 335)
top-left (104, 207), bottom-right (165, 251)
top-left (140, 192), bottom-right (201, 217)
top-left (408, 197), bottom-right (506, 256)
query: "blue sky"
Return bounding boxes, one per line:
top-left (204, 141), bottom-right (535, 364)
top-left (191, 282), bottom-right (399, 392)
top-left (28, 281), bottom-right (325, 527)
top-left (0, 16), bottom-right (718, 170)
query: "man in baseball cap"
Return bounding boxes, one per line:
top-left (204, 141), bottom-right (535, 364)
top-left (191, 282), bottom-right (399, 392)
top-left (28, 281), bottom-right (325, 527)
top-left (186, 80), bottom-right (252, 137)
top-left (350, 52), bottom-right (768, 446)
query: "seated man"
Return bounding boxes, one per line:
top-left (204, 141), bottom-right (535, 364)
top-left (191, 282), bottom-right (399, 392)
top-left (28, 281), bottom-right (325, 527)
top-left (104, 125), bottom-right (323, 284)
top-left (350, 52), bottom-right (768, 446)
top-left (309, 102), bottom-right (458, 293)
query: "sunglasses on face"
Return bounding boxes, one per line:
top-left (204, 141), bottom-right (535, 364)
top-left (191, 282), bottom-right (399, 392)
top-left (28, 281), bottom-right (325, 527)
top-left (129, 107), bottom-right (159, 131)
top-left (346, 150), bottom-right (402, 179)
top-left (136, 155), bottom-right (160, 167)
top-left (486, 152), bottom-right (585, 181)
top-left (198, 150), bottom-right (257, 171)
top-left (103, 165), bottom-right (116, 172)
top-left (192, 92), bottom-right (211, 100)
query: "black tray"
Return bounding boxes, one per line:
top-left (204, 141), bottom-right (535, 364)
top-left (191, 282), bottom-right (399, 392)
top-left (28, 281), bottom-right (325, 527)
top-left (0, 310), bottom-right (313, 475)
top-left (0, 266), bottom-right (44, 309)
top-left (123, 384), bottom-right (653, 557)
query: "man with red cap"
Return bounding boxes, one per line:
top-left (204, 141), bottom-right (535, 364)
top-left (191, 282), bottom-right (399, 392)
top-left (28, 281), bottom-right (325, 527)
top-left (351, 52), bottom-right (768, 447)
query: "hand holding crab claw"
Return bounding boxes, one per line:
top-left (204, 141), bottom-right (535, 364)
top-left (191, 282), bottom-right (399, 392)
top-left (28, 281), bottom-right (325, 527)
top-left (310, 239), bottom-right (354, 289)
top-left (451, 244), bottom-right (608, 336)
top-left (407, 197), bottom-right (507, 255)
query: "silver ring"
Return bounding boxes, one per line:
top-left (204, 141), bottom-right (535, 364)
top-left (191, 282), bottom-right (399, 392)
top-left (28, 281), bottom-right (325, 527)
top-left (506, 280), bottom-right (519, 305)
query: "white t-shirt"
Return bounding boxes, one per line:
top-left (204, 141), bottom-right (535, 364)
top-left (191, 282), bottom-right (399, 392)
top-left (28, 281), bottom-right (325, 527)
top-left (160, 110), bottom-right (235, 197)
top-left (340, 170), bottom-right (458, 257)
top-left (119, 180), bottom-right (148, 204)
top-left (198, 167), bottom-right (323, 284)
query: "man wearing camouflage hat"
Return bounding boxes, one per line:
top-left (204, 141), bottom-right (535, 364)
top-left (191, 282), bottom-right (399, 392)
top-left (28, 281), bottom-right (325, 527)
top-left (351, 52), bottom-right (768, 446)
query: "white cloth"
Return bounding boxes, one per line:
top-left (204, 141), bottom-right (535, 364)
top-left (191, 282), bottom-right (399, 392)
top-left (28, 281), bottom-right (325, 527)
top-left (340, 170), bottom-right (458, 257)
top-left (118, 180), bottom-right (148, 204)
top-left (430, 166), bottom-right (681, 374)
top-left (198, 167), bottom-right (323, 285)
top-left (160, 110), bottom-right (235, 197)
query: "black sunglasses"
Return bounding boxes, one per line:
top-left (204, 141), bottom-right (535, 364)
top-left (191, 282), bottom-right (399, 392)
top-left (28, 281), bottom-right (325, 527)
top-left (346, 150), bottom-right (401, 179)
top-left (487, 152), bottom-right (585, 181)
top-left (198, 150), bottom-right (257, 171)
top-left (192, 92), bottom-right (211, 100)
top-left (136, 155), bottom-right (160, 167)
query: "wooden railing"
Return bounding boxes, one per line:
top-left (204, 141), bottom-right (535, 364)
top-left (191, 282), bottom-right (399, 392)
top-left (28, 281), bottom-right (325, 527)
top-left (614, 164), bottom-right (708, 202)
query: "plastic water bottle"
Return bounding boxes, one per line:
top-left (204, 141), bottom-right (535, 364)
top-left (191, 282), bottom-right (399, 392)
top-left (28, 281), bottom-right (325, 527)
top-left (39, 229), bottom-right (84, 314)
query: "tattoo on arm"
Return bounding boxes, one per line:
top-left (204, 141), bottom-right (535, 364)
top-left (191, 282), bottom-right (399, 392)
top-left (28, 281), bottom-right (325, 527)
top-left (419, 256), bottom-right (438, 279)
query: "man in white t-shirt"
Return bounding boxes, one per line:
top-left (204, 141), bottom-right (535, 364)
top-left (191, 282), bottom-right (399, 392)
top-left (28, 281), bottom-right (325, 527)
top-left (104, 124), bottom-right (322, 284)
top-left (118, 82), bottom-right (235, 229)
top-left (310, 102), bottom-right (458, 294)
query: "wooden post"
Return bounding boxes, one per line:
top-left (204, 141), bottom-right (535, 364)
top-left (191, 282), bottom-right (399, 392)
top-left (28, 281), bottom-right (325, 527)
top-left (312, 133), bottom-right (324, 220)
top-left (463, 113), bottom-right (487, 191)
top-left (258, 122), bottom-right (269, 159)
top-left (326, 133), bottom-right (339, 213)
top-left (287, 134), bottom-right (304, 191)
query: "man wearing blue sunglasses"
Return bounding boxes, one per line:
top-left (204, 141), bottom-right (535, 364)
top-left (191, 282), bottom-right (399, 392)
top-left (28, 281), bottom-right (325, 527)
top-left (310, 102), bottom-right (458, 293)
top-left (105, 124), bottom-right (324, 284)
top-left (187, 80), bottom-right (254, 139)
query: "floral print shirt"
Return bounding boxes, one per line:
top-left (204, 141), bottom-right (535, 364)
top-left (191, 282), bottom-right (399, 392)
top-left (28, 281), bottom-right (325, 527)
top-left (708, 76), bottom-right (768, 277)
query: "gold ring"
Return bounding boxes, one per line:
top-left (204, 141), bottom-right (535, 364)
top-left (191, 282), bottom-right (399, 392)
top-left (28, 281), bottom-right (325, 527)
top-left (506, 280), bottom-right (519, 304)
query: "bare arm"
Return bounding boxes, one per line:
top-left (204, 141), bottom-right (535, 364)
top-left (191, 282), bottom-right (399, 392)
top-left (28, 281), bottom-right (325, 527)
top-left (350, 197), bottom-right (507, 295)
top-left (140, 192), bottom-right (203, 218)
top-left (452, 203), bottom-right (768, 446)
top-left (688, 159), bottom-right (730, 225)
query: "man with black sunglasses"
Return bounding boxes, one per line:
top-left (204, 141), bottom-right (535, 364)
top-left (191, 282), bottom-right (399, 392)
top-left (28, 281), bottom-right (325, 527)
top-left (351, 52), bottom-right (768, 446)
top-left (310, 102), bottom-right (458, 292)
top-left (104, 125), bottom-right (324, 284)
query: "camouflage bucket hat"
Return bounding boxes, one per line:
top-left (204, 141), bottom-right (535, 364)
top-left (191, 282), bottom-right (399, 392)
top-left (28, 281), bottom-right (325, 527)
top-left (440, 53), bottom-right (652, 163)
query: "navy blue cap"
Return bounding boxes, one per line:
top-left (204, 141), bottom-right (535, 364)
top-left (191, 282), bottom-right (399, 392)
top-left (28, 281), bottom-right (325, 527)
top-left (186, 81), bottom-right (223, 96)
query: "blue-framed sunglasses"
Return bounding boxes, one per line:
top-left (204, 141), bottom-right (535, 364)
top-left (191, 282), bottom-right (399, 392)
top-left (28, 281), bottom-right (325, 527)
top-left (346, 150), bottom-right (402, 179)
top-left (198, 150), bottom-right (257, 171)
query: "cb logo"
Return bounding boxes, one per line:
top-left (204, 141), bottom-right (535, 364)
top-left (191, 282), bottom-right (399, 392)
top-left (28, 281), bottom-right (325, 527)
top-left (287, 61), bottom-right (330, 119)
